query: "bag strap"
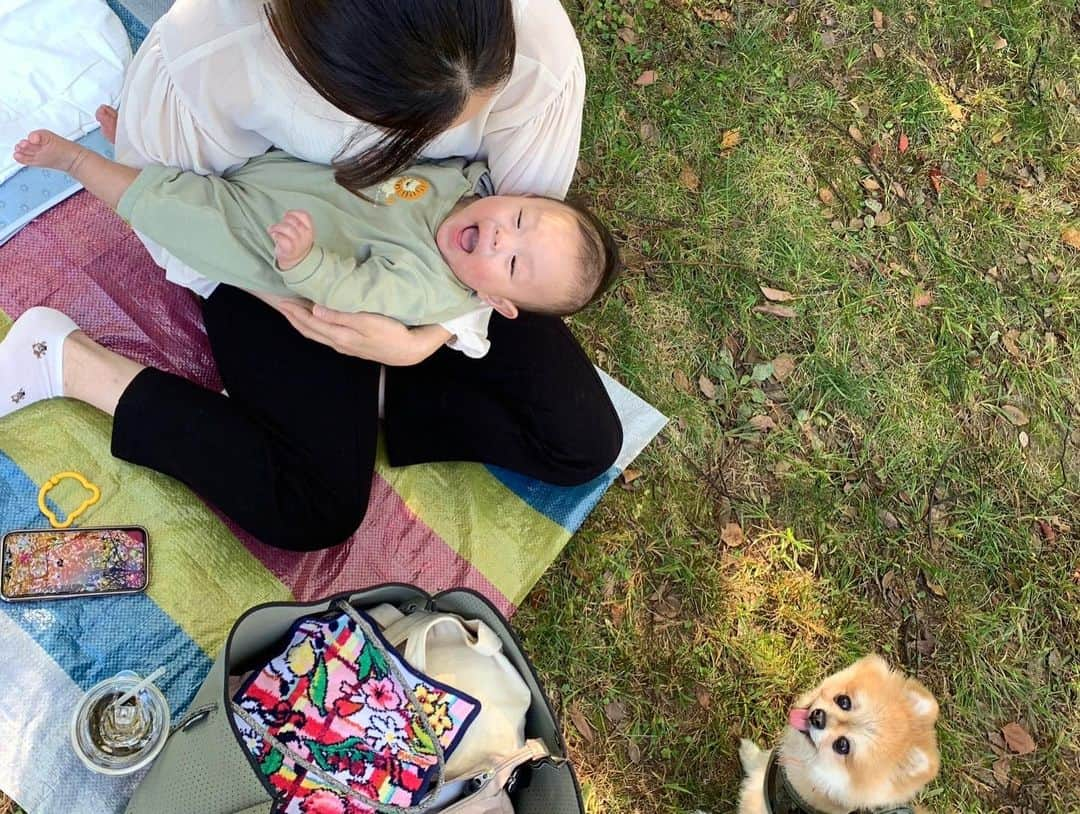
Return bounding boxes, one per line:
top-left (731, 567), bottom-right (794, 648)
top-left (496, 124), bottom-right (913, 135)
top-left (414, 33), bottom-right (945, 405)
top-left (229, 600), bottom-right (447, 813)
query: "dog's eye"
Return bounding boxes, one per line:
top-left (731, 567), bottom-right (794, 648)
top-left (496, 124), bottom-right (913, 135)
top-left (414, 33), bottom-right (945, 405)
top-left (835, 694), bottom-right (851, 711)
top-left (833, 737), bottom-right (850, 755)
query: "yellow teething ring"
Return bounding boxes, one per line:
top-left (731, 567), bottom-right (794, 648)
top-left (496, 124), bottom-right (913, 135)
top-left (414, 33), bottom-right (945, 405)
top-left (38, 471), bottom-right (101, 529)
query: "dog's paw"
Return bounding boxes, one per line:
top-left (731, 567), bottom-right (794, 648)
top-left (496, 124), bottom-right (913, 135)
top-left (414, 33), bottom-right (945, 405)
top-left (739, 738), bottom-right (766, 771)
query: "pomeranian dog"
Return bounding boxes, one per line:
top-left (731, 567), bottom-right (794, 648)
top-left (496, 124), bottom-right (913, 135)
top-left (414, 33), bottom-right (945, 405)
top-left (737, 655), bottom-right (940, 814)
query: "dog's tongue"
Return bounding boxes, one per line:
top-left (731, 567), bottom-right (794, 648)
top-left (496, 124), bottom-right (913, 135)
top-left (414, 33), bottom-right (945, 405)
top-left (788, 707), bottom-right (810, 733)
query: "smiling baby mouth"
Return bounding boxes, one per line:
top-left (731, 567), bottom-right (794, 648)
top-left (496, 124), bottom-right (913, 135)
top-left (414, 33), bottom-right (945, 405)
top-left (458, 225), bottom-right (479, 253)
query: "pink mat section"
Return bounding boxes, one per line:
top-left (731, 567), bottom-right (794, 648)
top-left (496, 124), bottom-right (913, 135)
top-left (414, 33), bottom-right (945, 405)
top-left (0, 193), bottom-right (513, 615)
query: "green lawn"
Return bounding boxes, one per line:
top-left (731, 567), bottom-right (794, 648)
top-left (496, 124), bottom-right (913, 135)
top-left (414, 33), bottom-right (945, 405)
top-left (2, 2), bottom-right (1077, 814)
top-left (516, 0), bottom-right (1079, 811)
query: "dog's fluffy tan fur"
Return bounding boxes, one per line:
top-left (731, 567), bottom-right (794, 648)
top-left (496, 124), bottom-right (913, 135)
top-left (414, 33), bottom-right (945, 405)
top-left (737, 655), bottom-right (940, 814)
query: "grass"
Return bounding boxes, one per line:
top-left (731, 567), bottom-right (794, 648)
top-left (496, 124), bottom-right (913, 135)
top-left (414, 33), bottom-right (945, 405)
top-left (514, 0), bottom-right (1080, 812)
top-left (2, 2), bottom-right (1077, 813)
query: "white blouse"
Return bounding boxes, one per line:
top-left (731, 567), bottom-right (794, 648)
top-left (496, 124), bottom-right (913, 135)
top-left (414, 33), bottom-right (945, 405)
top-left (115, 0), bottom-right (585, 199)
top-left (114, 0), bottom-right (585, 356)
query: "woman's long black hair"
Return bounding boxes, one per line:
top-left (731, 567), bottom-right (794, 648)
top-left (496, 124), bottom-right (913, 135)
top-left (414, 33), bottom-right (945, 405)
top-left (267, 0), bottom-right (516, 190)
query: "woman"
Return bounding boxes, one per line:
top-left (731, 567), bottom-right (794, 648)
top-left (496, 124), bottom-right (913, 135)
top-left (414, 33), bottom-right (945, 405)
top-left (1, 0), bottom-right (622, 551)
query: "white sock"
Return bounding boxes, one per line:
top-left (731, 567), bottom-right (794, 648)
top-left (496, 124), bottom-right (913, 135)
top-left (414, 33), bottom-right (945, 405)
top-left (0, 307), bottom-right (79, 419)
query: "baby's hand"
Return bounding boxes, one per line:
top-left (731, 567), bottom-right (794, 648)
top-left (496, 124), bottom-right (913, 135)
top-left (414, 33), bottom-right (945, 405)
top-left (268, 210), bottom-right (315, 271)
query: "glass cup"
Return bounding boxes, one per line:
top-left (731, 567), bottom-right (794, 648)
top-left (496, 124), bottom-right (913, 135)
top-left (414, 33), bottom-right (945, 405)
top-left (71, 670), bottom-right (171, 775)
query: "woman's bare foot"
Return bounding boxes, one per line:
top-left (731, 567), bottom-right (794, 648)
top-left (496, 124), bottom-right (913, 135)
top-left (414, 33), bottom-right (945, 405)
top-left (12, 130), bottom-right (84, 173)
top-left (96, 105), bottom-right (119, 144)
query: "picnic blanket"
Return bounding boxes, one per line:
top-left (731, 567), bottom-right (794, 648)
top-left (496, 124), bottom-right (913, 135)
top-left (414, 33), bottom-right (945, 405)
top-left (0, 195), bottom-right (664, 813)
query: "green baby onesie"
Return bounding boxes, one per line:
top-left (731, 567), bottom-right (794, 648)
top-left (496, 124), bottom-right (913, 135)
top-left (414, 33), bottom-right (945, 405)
top-left (116, 151), bottom-right (487, 325)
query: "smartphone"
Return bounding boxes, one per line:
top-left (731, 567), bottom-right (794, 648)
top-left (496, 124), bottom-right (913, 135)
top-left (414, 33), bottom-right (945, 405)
top-left (0, 526), bottom-right (149, 602)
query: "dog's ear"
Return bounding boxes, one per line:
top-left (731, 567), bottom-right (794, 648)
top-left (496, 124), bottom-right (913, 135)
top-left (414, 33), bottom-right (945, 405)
top-left (904, 679), bottom-right (939, 723)
top-left (854, 653), bottom-right (892, 677)
top-left (899, 745), bottom-right (939, 782)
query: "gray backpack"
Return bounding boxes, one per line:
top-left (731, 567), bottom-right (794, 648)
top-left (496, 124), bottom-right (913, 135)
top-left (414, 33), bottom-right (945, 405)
top-left (124, 584), bottom-right (584, 814)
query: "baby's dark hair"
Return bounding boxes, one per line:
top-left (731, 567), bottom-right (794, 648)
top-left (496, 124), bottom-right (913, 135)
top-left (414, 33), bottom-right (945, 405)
top-left (533, 198), bottom-right (622, 317)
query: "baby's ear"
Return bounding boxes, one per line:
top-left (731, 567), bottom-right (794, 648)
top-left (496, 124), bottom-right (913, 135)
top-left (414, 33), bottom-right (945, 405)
top-left (479, 294), bottom-right (519, 320)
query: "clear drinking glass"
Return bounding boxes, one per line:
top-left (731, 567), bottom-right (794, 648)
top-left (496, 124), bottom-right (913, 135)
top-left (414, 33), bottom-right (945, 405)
top-left (71, 670), bottom-right (171, 775)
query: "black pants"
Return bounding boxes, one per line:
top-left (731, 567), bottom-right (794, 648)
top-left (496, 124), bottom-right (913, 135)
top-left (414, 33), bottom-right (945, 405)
top-left (112, 287), bottom-right (622, 550)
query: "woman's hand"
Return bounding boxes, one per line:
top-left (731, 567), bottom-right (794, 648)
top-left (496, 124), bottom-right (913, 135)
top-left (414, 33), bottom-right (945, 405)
top-left (274, 299), bottom-right (452, 365)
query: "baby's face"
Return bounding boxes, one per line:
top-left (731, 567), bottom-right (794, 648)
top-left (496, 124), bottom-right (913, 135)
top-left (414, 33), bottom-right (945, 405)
top-left (435, 195), bottom-right (583, 314)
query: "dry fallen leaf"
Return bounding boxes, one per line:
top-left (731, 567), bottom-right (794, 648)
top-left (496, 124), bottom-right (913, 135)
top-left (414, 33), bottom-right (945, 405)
top-left (673, 369), bottom-right (693, 393)
top-left (720, 129), bottom-right (742, 151)
top-left (1001, 405), bottom-right (1029, 426)
top-left (699, 374), bottom-right (718, 400)
top-left (913, 289), bottom-right (934, 308)
top-left (1018, 430), bottom-right (1030, 450)
top-left (610, 602), bottom-right (625, 625)
top-left (1062, 227), bottom-right (1080, 250)
top-left (874, 210), bottom-right (893, 227)
top-left (873, 8), bottom-right (884, 29)
top-left (617, 27), bottom-right (637, 45)
top-left (604, 700), bottom-right (628, 725)
top-left (848, 125), bottom-right (865, 144)
top-left (868, 142), bottom-right (884, 164)
top-left (878, 509), bottom-right (900, 530)
top-left (920, 570), bottom-right (947, 597)
top-left (634, 69), bottom-right (657, 86)
top-left (818, 186), bottom-right (835, 205)
top-left (749, 414), bottom-right (777, 432)
top-left (928, 166), bottom-right (943, 194)
top-left (992, 756), bottom-right (1011, 786)
top-left (1001, 722), bottom-right (1036, 755)
top-left (1002, 329), bottom-right (1022, 358)
top-left (772, 353), bottom-right (796, 381)
top-left (975, 168), bottom-right (990, 189)
top-left (861, 177), bottom-right (881, 191)
top-left (679, 165), bottom-right (700, 191)
top-left (898, 132), bottom-right (910, 154)
top-left (760, 285), bottom-right (795, 302)
top-left (872, 42), bottom-right (885, 59)
top-left (993, 36), bottom-right (1008, 51)
top-left (753, 304), bottom-right (797, 318)
top-left (721, 522), bottom-right (745, 547)
top-left (621, 468), bottom-right (642, 485)
top-left (696, 687), bottom-right (712, 709)
top-left (568, 702), bottom-right (595, 744)
top-left (1037, 520), bottom-right (1056, 542)
top-left (639, 120), bottom-right (659, 144)
top-left (626, 740), bottom-right (642, 763)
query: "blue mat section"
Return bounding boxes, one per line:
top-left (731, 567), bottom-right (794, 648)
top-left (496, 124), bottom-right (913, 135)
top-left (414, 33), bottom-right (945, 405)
top-left (486, 465), bottom-right (619, 532)
top-left (0, 130), bottom-right (114, 247)
top-left (0, 452), bottom-right (208, 713)
top-left (105, 0), bottom-right (151, 51)
top-left (0, 0), bottom-right (148, 246)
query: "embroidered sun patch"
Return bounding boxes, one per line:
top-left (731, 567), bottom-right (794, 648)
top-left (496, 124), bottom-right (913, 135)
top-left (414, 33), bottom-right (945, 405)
top-left (393, 176), bottom-right (430, 200)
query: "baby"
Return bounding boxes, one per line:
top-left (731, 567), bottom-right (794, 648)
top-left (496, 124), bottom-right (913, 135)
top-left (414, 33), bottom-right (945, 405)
top-left (13, 130), bottom-right (620, 353)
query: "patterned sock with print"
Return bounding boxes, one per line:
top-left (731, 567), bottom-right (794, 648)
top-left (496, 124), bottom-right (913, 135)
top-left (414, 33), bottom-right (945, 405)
top-left (0, 307), bottom-right (79, 419)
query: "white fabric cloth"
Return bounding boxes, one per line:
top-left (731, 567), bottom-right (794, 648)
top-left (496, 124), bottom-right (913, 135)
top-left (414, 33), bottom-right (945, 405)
top-left (374, 606), bottom-right (532, 780)
top-left (113, 0), bottom-right (583, 358)
top-left (0, 0), bottom-right (131, 184)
